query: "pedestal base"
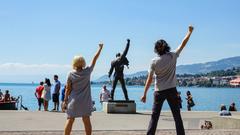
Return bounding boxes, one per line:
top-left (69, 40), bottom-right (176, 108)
top-left (103, 100), bottom-right (136, 114)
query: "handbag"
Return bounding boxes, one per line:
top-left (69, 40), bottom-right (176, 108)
top-left (189, 100), bottom-right (195, 107)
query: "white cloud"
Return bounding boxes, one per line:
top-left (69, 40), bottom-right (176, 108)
top-left (0, 63), bottom-right (71, 75)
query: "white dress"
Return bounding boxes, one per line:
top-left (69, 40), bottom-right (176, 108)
top-left (42, 84), bottom-right (51, 101)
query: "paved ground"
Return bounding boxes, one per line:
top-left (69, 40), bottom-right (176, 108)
top-left (1, 130), bottom-right (240, 135)
top-left (0, 111), bottom-right (240, 135)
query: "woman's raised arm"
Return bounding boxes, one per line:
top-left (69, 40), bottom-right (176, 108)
top-left (90, 43), bottom-right (103, 69)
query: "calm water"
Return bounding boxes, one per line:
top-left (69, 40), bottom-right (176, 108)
top-left (0, 83), bottom-right (239, 111)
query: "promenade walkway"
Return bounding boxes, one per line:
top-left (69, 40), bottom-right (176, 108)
top-left (0, 111), bottom-right (240, 135)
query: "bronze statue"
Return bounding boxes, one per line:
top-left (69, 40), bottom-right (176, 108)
top-left (108, 39), bottom-right (130, 101)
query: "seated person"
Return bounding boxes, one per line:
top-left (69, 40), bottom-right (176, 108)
top-left (92, 101), bottom-right (96, 112)
top-left (219, 104), bottom-right (231, 116)
top-left (229, 102), bottom-right (237, 111)
top-left (4, 90), bottom-right (11, 102)
top-left (11, 96), bottom-right (16, 101)
top-left (0, 96), bottom-right (3, 102)
top-left (0, 89), bottom-right (3, 97)
top-left (0, 91), bottom-right (3, 101)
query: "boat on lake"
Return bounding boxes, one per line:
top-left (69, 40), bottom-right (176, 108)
top-left (0, 95), bottom-right (28, 110)
top-left (0, 101), bottom-right (18, 110)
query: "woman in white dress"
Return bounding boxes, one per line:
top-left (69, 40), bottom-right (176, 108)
top-left (42, 78), bottom-right (51, 111)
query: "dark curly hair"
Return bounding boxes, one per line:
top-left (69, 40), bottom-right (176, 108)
top-left (186, 90), bottom-right (191, 96)
top-left (154, 39), bottom-right (171, 56)
top-left (45, 78), bottom-right (51, 86)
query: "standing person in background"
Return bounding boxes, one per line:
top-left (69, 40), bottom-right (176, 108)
top-left (42, 78), bottom-right (52, 111)
top-left (52, 75), bottom-right (61, 111)
top-left (141, 25), bottom-right (194, 135)
top-left (61, 85), bottom-right (66, 112)
top-left (177, 91), bottom-right (183, 109)
top-left (99, 85), bottom-right (110, 104)
top-left (63, 43), bottom-right (103, 135)
top-left (186, 90), bottom-right (195, 111)
top-left (35, 82), bottom-right (44, 111)
top-left (229, 102), bottom-right (237, 111)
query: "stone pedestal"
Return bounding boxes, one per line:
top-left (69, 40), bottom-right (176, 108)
top-left (103, 100), bottom-right (136, 114)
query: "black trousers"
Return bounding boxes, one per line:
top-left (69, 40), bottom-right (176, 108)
top-left (147, 87), bottom-right (185, 135)
top-left (37, 98), bottom-right (43, 107)
top-left (111, 75), bottom-right (129, 100)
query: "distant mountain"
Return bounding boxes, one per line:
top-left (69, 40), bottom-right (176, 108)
top-left (125, 71), bottom-right (148, 78)
top-left (94, 75), bottom-right (109, 82)
top-left (94, 71), bottom-right (148, 82)
top-left (176, 56), bottom-right (240, 74)
top-left (95, 56), bottom-right (240, 82)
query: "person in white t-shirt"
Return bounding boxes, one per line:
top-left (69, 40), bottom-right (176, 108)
top-left (141, 25), bottom-right (194, 135)
top-left (99, 85), bottom-right (110, 103)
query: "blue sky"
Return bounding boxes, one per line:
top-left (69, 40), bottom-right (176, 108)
top-left (0, 0), bottom-right (240, 83)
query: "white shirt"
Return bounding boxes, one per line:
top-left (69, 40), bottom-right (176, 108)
top-left (100, 89), bottom-right (110, 102)
top-left (149, 52), bottom-right (179, 91)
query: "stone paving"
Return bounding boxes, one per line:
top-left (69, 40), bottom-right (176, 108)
top-left (1, 130), bottom-right (240, 135)
top-left (1, 111), bottom-right (240, 135)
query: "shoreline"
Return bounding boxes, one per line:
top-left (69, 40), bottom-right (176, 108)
top-left (1, 82), bottom-right (240, 88)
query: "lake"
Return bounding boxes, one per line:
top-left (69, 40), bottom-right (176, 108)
top-left (0, 83), bottom-right (239, 111)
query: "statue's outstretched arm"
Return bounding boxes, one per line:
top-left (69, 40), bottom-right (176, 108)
top-left (121, 39), bottom-right (130, 59)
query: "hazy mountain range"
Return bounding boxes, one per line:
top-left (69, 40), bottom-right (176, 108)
top-left (94, 56), bottom-right (240, 82)
top-left (176, 56), bottom-right (240, 74)
top-left (94, 71), bottom-right (148, 82)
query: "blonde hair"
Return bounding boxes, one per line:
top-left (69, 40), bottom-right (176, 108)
top-left (72, 55), bottom-right (86, 70)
